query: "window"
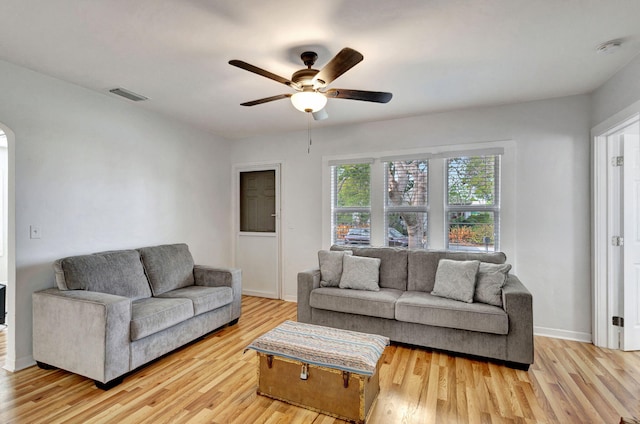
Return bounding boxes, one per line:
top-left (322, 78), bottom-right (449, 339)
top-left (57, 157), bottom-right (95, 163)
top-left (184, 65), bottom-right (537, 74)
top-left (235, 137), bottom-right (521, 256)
top-left (326, 145), bottom-right (506, 251)
top-left (239, 170), bottom-right (276, 232)
top-left (446, 155), bottom-right (500, 251)
top-left (331, 163), bottom-right (371, 245)
top-left (384, 159), bottom-right (428, 248)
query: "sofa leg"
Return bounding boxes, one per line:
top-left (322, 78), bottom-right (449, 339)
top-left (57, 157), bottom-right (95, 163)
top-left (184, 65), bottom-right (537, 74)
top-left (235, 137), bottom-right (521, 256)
top-left (228, 318), bottom-right (239, 327)
top-left (95, 376), bottom-right (124, 390)
top-left (36, 361), bottom-right (56, 370)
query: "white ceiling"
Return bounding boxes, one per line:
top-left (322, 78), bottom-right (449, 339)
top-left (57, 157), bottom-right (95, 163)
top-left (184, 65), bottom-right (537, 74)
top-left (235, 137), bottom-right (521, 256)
top-left (1, 0), bottom-right (640, 139)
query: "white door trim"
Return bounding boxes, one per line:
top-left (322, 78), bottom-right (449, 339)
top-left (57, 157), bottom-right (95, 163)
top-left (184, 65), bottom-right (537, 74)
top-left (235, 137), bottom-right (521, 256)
top-left (592, 132), bottom-right (608, 347)
top-left (232, 161), bottom-right (283, 299)
top-left (0, 122), bottom-right (17, 371)
top-left (592, 108), bottom-right (640, 348)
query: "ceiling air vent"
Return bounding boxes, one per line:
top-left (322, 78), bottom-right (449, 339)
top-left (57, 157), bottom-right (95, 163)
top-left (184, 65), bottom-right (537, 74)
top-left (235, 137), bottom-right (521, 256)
top-left (108, 87), bottom-right (148, 102)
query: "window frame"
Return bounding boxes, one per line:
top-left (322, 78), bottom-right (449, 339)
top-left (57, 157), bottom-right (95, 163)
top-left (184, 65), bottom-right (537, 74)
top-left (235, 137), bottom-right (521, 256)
top-left (322, 142), bottom-right (514, 254)
top-left (330, 161), bottom-right (373, 246)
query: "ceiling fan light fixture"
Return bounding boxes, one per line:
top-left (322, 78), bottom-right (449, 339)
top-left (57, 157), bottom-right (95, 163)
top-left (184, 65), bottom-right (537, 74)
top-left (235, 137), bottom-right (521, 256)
top-left (291, 91), bottom-right (327, 113)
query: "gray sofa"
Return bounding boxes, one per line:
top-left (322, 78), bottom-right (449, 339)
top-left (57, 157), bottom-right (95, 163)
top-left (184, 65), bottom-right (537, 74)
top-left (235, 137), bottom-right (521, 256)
top-left (298, 246), bottom-right (533, 369)
top-left (32, 243), bottom-right (241, 389)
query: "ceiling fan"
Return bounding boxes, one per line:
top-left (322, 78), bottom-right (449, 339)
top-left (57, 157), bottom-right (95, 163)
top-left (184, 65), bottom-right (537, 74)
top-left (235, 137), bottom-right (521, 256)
top-left (229, 48), bottom-right (392, 120)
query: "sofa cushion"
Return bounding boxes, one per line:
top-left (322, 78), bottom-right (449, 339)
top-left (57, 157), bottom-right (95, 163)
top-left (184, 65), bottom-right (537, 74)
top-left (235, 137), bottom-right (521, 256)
top-left (331, 245), bottom-right (408, 290)
top-left (431, 259), bottom-right (480, 303)
top-left (395, 291), bottom-right (508, 335)
top-left (138, 244), bottom-right (195, 296)
top-left (407, 250), bottom-right (506, 292)
top-left (130, 297), bottom-right (194, 341)
top-left (157, 286), bottom-right (233, 316)
top-left (339, 255), bottom-right (381, 291)
top-left (54, 250), bottom-right (152, 300)
top-left (474, 262), bottom-right (512, 307)
top-left (319, 250), bottom-right (352, 287)
top-left (310, 287), bottom-right (403, 319)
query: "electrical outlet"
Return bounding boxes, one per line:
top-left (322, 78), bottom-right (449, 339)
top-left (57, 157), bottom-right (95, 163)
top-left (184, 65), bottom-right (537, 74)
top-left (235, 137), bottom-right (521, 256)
top-left (30, 225), bottom-right (41, 239)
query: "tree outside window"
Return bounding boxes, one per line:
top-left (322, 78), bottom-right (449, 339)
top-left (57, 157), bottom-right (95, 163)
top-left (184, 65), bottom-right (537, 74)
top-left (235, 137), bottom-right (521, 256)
top-left (446, 155), bottom-right (500, 251)
top-left (385, 159), bottom-right (428, 249)
top-left (329, 152), bottom-right (501, 251)
top-left (332, 163), bottom-right (371, 245)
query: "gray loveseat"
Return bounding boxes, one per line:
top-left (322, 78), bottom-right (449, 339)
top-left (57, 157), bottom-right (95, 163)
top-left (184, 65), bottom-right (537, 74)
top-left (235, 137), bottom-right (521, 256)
top-left (32, 243), bottom-right (241, 389)
top-left (298, 246), bottom-right (533, 369)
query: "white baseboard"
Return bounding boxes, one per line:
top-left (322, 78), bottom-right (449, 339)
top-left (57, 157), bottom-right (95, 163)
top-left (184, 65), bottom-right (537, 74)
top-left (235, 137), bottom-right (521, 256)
top-left (534, 326), bottom-right (592, 343)
top-left (3, 354), bottom-right (35, 372)
top-left (283, 295), bottom-right (297, 303)
top-left (242, 289), bottom-right (279, 299)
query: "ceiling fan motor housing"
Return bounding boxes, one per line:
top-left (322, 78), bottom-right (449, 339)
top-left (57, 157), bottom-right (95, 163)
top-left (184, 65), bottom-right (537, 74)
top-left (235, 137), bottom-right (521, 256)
top-left (292, 68), bottom-right (321, 88)
top-left (294, 51), bottom-right (327, 88)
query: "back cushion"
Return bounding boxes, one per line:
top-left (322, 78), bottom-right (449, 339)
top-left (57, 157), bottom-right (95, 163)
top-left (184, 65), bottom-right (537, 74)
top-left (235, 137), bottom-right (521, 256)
top-left (407, 250), bottom-right (506, 292)
top-left (331, 245), bottom-right (408, 290)
top-left (138, 243), bottom-right (195, 296)
top-left (54, 250), bottom-right (152, 300)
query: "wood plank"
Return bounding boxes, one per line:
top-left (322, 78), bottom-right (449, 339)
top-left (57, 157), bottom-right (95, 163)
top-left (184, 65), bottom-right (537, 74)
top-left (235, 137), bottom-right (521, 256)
top-left (1, 297), bottom-right (640, 423)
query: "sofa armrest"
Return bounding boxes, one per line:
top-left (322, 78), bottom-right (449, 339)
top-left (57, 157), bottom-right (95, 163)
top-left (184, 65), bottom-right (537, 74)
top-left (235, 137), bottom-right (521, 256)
top-left (502, 275), bottom-right (534, 365)
top-left (194, 265), bottom-right (242, 320)
top-left (32, 288), bottom-right (131, 383)
top-left (297, 268), bottom-right (321, 323)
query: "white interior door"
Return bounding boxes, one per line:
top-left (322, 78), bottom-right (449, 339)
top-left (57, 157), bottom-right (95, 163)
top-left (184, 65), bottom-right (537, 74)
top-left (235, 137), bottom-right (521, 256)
top-left (234, 164), bottom-right (281, 299)
top-left (623, 134), bottom-right (640, 350)
top-left (606, 133), bottom-right (624, 349)
top-left (593, 114), bottom-right (640, 350)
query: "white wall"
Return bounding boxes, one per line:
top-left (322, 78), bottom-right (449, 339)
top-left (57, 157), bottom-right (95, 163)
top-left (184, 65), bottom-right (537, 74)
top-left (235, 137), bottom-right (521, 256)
top-left (2, 47), bottom-right (622, 368)
top-left (592, 53), bottom-right (640, 125)
top-left (0, 59), bottom-right (232, 370)
top-left (230, 95), bottom-right (593, 341)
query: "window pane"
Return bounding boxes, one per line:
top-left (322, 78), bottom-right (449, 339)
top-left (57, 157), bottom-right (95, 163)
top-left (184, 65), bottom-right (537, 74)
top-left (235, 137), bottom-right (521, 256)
top-left (386, 160), bottom-right (428, 207)
top-left (387, 212), bottom-right (427, 248)
top-left (385, 159), bottom-right (428, 249)
top-left (239, 170), bottom-right (275, 232)
top-left (332, 163), bottom-right (371, 245)
top-left (335, 164), bottom-right (370, 207)
top-left (448, 211), bottom-right (496, 252)
top-left (447, 156), bottom-right (497, 206)
top-left (334, 212), bottom-right (371, 246)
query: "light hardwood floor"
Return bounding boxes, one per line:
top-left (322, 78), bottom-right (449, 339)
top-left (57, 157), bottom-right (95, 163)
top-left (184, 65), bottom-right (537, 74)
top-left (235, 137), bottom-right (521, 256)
top-left (1, 296), bottom-right (639, 423)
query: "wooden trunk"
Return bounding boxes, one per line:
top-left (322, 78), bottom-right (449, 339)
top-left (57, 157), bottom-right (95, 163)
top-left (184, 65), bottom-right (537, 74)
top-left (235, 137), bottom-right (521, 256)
top-left (257, 352), bottom-right (380, 424)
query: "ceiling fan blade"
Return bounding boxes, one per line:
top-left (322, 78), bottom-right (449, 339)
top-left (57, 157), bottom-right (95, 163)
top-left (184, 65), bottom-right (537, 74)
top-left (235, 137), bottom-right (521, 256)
top-left (229, 60), bottom-right (296, 88)
top-left (313, 48), bottom-right (364, 86)
top-left (324, 88), bottom-right (392, 103)
top-left (240, 94), bottom-right (292, 106)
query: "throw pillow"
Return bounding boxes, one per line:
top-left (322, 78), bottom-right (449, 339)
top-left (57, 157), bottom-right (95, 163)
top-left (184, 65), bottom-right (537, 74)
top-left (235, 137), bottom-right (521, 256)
top-left (431, 259), bottom-right (480, 303)
top-left (474, 262), bottom-right (512, 307)
top-left (339, 255), bottom-right (381, 291)
top-left (318, 250), bottom-right (353, 287)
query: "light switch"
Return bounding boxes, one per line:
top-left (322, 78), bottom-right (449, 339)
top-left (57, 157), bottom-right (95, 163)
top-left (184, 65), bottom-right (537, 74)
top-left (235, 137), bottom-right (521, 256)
top-left (30, 225), bottom-right (41, 239)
